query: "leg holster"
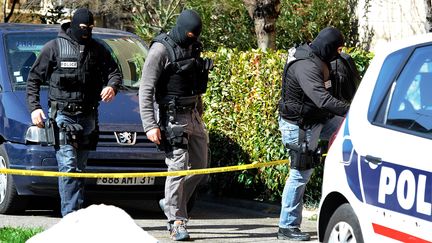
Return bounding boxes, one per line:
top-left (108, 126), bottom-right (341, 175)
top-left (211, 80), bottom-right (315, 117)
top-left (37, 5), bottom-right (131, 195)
top-left (286, 143), bottom-right (320, 170)
top-left (158, 123), bottom-right (188, 152)
top-left (166, 121), bottom-right (188, 150)
top-left (286, 128), bottom-right (321, 171)
top-left (158, 97), bottom-right (189, 151)
top-left (43, 118), bottom-right (59, 147)
top-left (59, 128), bottom-right (83, 149)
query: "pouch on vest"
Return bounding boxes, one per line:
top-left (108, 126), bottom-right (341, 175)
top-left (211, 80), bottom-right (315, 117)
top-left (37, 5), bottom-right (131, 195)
top-left (194, 58), bottom-right (213, 95)
top-left (171, 58), bottom-right (196, 74)
top-left (58, 74), bottom-right (80, 90)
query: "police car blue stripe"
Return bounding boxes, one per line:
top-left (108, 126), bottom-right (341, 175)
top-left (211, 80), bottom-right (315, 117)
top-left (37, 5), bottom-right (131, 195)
top-left (342, 115), bottom-right (364, 202)
top-left (360, 158), bottom-right (432, 221)
top-left (343, 115), bottom-right (432, 221)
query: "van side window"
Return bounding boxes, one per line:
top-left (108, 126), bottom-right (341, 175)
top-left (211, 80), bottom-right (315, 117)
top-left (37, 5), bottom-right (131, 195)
top-left (384, 45), bottom-right (432, 138)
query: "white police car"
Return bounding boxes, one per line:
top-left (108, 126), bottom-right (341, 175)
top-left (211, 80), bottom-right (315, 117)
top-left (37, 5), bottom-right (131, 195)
top-left (318, 33), bottom-right (432, 242)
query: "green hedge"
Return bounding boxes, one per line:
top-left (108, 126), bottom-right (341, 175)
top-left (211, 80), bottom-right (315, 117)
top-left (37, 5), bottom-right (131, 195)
top-left (202, 47), bottom-right (372, 203)
top-left (188, 0), bottom-right (358, 51)
top-left (186, 0), bottom-right (256, 51)
top-left (276, 0), bottom-right (359, 49)
top-left (202, 48), bottom-right (286, 199)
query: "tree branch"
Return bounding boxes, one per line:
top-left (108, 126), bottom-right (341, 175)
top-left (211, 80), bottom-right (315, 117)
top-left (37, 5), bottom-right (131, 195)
top-left (4, 0), bottom-right (18, 23)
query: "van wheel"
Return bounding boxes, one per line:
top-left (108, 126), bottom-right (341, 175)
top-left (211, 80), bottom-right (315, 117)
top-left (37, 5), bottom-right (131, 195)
top-left (0, 145), bottom-right (27, 214)
top-left (323, 203), bottom-right (364, 243)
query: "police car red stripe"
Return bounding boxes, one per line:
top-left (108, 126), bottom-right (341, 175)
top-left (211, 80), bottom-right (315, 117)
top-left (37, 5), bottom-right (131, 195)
top-left (372, 223), bottom-right (431, 243)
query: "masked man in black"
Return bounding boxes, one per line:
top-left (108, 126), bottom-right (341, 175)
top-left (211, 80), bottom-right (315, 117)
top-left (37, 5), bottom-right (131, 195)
top-left (26, 8), bottom-right (121, 217)
top-left (277, 27), bottom-right (350, 241)
top-left (139, 9), bottom-right (212, 241)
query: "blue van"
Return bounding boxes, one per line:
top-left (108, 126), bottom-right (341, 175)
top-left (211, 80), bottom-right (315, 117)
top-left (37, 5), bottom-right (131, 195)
top-left (0, 23), bottom-right (167, 214)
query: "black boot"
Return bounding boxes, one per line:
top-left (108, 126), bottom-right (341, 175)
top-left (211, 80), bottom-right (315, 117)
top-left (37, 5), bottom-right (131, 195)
top-left (277, 227), bottom-right (311, 241)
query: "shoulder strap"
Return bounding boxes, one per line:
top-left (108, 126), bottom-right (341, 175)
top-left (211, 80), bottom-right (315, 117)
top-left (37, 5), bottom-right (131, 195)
top-left (281, 46), bottom-right (308, 99)
top-left (282, 47), bottom-right (302, 80)
top-left (151, 33), bottom-right (177, 62)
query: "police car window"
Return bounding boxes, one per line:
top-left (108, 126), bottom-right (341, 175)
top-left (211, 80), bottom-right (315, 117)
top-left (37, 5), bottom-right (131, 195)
top-left (385, 45), bottom-right (432, 137)
top-left (5, 33), bottom-right (56, 88)
top-left (368, 48), bottom-right (410, 122)
top-left (96, 36), bottom-right (147, 89)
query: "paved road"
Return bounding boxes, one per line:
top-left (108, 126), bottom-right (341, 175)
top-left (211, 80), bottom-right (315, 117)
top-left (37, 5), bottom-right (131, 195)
top-left (0, 196), bottom-right (319, 243)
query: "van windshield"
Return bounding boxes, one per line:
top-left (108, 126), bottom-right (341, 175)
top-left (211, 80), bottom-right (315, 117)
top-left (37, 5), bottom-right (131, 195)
top-left (5, 32), bottom-right (147, 90)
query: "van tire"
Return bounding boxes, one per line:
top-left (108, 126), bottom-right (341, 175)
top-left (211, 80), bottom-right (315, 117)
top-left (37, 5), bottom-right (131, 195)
top-left (323, 203), bottom-right (364, 243)
top-left (0, 145), bottom-right (27, 214)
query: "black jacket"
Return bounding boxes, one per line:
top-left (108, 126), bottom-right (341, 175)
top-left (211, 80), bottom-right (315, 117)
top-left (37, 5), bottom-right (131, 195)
top-left (279, 44), bottom-right (350, 126)
top-left (26, 22), bottom-right (122, 112)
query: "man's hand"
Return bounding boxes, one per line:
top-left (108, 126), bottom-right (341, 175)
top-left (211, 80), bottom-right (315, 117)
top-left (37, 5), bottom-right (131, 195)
top-left (146, 127), bottom-right (161, 145)
top-left (100, 86), bottom-right (115, 102)
top-left (31, 109), bottom-right (46, 128)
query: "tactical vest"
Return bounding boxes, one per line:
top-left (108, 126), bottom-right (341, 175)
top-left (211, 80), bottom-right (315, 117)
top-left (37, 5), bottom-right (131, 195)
top-left (151, 33), bottom-right (204, 100)
top-left (48, 38), bottom-right (103, 106)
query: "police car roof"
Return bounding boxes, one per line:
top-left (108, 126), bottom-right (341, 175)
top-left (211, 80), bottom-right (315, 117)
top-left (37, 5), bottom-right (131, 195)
top-left (374, 32), bottom-right (432, 57)
top-left (0, 23), bottom-right (136, 37)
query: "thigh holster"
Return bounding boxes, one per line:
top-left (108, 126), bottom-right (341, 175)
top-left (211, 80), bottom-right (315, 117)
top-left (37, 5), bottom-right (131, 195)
top-left (286, 142), bottom-right (320, 170)
top-left (166, 122), bottom-right (188, 150)
top-left (58, 123), bottom-right (83, 149)
top-left (286, 128), bottom-right (321, 171)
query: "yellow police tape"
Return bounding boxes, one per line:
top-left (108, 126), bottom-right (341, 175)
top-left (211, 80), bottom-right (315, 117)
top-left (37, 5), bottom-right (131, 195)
top-left (0, 159), bottom-right (289, 178)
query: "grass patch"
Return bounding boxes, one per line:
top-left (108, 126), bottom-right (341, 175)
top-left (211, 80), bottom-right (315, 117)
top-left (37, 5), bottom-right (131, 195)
top-left (0, 227), bottom-right (43, 243)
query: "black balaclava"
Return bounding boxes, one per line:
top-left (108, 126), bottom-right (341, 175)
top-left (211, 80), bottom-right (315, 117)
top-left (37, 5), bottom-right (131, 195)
top-left (310, 27), bottom-right (344, 63)
top-left (169, 9), bottom-right (202, 48)
top-left (69, 8), bottom-right (94, 44)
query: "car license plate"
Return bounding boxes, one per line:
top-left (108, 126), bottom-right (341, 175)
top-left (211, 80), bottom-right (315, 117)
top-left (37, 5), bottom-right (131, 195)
top-left (96, 177), bottom-right (155, 186)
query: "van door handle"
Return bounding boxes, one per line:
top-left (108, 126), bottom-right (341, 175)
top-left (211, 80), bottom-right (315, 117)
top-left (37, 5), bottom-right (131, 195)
top-left (365, 155), bottom-right (382, 165)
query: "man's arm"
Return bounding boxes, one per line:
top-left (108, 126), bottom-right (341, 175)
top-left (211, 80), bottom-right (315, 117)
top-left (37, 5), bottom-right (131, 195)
top-left (295, 61), bottom-right (350, 116)
top-left (99, 44), bottom-right (122, 93)
top-left (26, 41), bottom-right (56, 126)
top-left (96, 43), bottom-right (122, 102)
top-left (26, 42), bottom-right (55, 113)
top-left (139, 43), bottom-right (167, 133)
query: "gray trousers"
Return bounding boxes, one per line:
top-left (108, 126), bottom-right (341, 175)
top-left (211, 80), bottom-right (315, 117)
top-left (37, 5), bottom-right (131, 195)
top-left (163, 109), bottom-right (208, 222)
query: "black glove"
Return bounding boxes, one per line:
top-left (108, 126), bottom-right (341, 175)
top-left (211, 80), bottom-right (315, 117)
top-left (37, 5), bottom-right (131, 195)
top-left (60, 123), bottom-right (83, 133)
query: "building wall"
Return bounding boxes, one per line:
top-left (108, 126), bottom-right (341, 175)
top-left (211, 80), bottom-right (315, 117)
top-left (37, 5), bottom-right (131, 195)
top-left (357, 0), bottom-right (429, 50)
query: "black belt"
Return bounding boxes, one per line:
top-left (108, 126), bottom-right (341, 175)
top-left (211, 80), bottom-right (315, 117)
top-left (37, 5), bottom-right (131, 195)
top-left (158, 95), bottom-right (199, 106)
top-left (158, 95), bottom-right (198, 112)
top-left (160, 104), bottom-right (196, 112)
top-left (51, 101), bottom-right (96, 113)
